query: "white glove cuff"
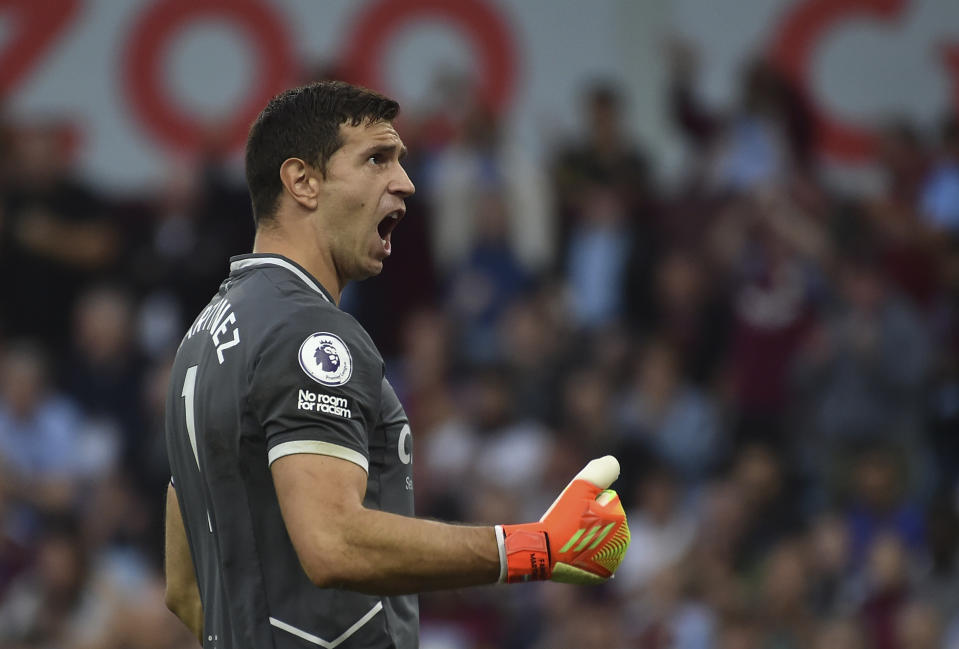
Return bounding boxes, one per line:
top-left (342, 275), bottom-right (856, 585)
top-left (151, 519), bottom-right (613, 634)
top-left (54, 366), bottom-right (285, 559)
top-left (494, 525), bottom-right (507, 583)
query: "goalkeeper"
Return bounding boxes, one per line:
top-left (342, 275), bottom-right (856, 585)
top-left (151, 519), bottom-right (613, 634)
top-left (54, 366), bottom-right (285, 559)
top-left (164, 81), bottom-right (629, 649)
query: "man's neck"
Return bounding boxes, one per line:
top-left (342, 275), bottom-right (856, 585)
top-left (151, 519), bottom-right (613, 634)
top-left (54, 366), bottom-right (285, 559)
top-left (252, 225), bottom-right (343, 304)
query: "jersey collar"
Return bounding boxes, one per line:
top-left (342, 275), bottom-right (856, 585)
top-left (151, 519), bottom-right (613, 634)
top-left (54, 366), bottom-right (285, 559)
top-left (229, 254), bottom-right (335, 304)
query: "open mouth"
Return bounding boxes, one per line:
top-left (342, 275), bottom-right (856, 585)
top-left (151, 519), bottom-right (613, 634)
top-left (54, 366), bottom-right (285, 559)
top-left (376, 210), bottom-right (403, 240)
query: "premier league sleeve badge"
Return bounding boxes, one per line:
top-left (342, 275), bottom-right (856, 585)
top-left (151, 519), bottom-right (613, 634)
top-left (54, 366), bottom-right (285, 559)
top-left (298, 332), bottom-right (354, 386)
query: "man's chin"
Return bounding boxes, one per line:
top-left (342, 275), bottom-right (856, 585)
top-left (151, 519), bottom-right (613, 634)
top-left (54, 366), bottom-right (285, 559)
top-left (354, 260), bottom-right (384, 281)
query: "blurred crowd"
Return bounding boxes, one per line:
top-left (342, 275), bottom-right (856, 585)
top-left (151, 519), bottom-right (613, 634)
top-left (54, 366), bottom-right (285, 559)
top-left (1, 43), bottom-right (958, 649)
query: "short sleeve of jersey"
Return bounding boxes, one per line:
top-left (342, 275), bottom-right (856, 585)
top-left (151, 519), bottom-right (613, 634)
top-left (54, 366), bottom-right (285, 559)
top-left (249, 306), bottom-right (383, 473)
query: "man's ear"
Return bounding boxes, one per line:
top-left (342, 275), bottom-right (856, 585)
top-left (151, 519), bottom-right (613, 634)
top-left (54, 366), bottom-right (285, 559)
top-left (279, 157), bottom-right (320, 211)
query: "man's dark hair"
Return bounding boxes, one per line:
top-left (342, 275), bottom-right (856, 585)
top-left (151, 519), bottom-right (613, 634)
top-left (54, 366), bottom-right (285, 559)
top-left (245, 81), bottom-right (399, 225)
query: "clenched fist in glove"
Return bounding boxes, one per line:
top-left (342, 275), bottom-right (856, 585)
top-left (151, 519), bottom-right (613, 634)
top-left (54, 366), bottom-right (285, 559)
top-left (495, 456), bottom-right (630, 584)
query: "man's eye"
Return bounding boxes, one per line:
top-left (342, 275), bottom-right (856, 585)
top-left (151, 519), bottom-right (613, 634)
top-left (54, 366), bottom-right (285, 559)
top-left (368, 155), bottom-right (382, 166)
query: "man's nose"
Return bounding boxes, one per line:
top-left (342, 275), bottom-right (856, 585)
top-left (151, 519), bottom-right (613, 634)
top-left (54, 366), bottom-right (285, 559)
top-left (391, 165), bottom-right (415, 198)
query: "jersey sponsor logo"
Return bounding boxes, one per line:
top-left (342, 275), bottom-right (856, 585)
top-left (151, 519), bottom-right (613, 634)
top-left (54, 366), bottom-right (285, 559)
top-left (298, 332), bottom-right (353, 386)
top-left (397, 423), bottom-right (412, 465)
top-left (296, 389), bottom-right (352, 419)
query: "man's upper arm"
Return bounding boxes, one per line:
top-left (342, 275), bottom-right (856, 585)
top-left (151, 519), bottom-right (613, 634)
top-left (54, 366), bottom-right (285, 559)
top-left (271, 453), bottom-right (368, 585)
top-left (250, 309), bottom-right (383, 475)
top-left (248, 305), bottom-right (388, 587)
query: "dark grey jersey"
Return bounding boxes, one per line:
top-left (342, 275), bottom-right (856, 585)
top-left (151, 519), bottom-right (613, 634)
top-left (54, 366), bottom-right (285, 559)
top-left (165, 254), bottom-right (417, 649)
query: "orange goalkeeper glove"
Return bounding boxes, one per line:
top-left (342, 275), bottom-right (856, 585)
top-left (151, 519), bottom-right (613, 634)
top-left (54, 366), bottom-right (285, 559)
top-left (495, 455), bottom-right (630, 584)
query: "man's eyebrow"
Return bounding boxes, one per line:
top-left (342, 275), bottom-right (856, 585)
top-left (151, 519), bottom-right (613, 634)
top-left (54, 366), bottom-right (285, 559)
top-left (362, 143), bottom-right (408, 160)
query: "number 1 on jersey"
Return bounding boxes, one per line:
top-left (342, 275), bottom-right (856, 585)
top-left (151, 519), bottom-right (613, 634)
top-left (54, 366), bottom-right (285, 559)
top-left (182, 365), bottom-right (201, 471)
top-left (181, 365), bottom-right (213, 533)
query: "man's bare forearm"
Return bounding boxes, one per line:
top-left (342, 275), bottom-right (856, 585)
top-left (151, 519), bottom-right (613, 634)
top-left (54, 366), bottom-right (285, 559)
top-left (318, 510), bottom-right (500, 594)
top-left (165, 484), bottom-right (204, 643)
top-left (167, 587), bottom-right (203, 644)
top-left (273, 454), bottom-right (502, 595)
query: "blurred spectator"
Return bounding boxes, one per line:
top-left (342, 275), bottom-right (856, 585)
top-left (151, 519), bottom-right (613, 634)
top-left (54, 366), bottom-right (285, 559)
top-left (0, 514), bottom-right (192, 649)
top-left (64, 285), bottom-right (142, 470)
top-left (427, 100), bottom-right (553, 275)
top-left (793, 248), bottom-right (930, 485)
top-left (866, 122), bottom-right (940, 309)
top-left (637, 247), bottom-right (731, 384)
top-left (397, 309), bottom-right (476, 520)
top-left (757, 539), bottom-right (814, 649)
top-left (875, 122), bottom-right (928, 218)
top-left (446, 191), bottom-right (532, 363)
top-left (556, 365), bottom-right (618, 459)
top-left (920, 115), bottom-right (959, 235)
top-left (82, 471), bottom-right (155, 563)
top-left (135, 354), bottom-right (177, 500)
top-left (468, 367), bottom-right (554, 519)
top-left (0, 490), bottom-right (31, 602)
top-left (667, 43), bottom-right (814, 191)
top-left (812, 617), bottom-right (866, 649)
top-left (615, 463), bottom-right (698, 593)
top-left (404, 69), bottom-right (479, 153)
top-left (532, 590), bottom-right (627, 649)
top-left (627, 562), bottom-right (715, 649)
top-left (711, 193), bottom-right (817, 440)
top-left (553, 82), bottom-right (651, 247)
top-left (564, 184), bottom-right (632, 328)
top-left (497, 286), bottom-right (567, 423)
top-left (125, 154), bottom-right (253, 326)
top-left (393, 308), bottom-right (455, 432)
top-left (0, 517), bottom-right (93, 647)
top-left (0, 342), bottom-right (91, 515)
top-left (895, 599), bottom-right (942, 649)
top-left (553, 82), bottom-right (652, 329)
top-left (916, 494), bottom-right (959, 617)
top-left (926, 354), bottom-right (959, 489)
top-left (807, 513), bottom-right (857, 617)
top-left (860, 534), bottom-right (912, 649)
top-left (0, 123), bottom-right (118, 351)
top-left (717, 614), bottom-right (762, 649)
top-left (418, 587), bottom-right (505, 649)
top-left (691, 480), bottom-right (750, 601)
top-left (729, 444), bottom-right (805, 571)
top-left (617, 339), bottom-right (725, 481)
top-left (843, 446), bottom-right (926, 566)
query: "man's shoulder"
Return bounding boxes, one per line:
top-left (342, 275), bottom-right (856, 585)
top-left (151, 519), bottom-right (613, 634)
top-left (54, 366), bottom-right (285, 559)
top-left (252, 291), bottom-right (374, 353)
top-left (227, 277), bottom-right (378, 366)
top-left (223, 267), bottom-right (339, 332)
top-left (227, 264), bottom-right (330, 317)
